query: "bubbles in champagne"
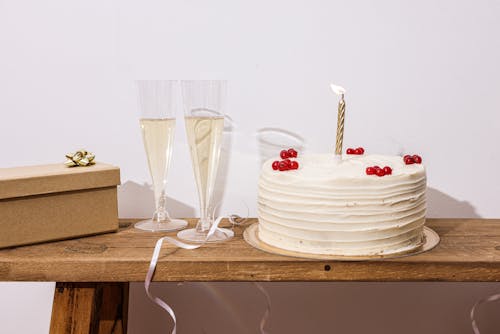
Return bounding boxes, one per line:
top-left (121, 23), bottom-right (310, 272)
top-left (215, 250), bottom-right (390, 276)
top-left (140, 118), bottom-right (176, 208)
top-left (185, 116), bottom-right (225, 224)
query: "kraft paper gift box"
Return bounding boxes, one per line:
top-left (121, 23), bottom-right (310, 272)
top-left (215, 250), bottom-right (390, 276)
top-left (0, 162), bottom-right (120, 248)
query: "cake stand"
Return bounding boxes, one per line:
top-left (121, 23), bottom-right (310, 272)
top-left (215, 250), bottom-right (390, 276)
top-left (243, 223), bottom-right (440, 261)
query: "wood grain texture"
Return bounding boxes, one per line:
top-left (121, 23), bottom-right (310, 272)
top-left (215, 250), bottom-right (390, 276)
top-left (49, 282), bottom-right (128, 334)
top-left (1, 219), bottom-right (500, 282)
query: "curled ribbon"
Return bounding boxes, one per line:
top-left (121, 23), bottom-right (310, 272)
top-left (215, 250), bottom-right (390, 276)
top-left (254, 282), bottom-right (271, 334)
top-left (145, 216), bottom-right (224, 334)
top-left (471, 292), bottom-right (500, 334)
top-left (145, 206), bottom-right (272, 333)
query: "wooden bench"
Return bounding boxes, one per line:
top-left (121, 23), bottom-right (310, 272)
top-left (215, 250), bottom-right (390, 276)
top-left (0, 218), bottom-right (499, 333)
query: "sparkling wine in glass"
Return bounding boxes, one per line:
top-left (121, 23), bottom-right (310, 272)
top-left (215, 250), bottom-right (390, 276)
top-left (177, 80), bottom-right (233, 242)
top-left (135, 80), bottom-right (188, 232)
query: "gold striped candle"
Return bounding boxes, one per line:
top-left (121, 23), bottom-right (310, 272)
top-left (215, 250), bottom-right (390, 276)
top-left (330, 84), bottom-right (346, 156)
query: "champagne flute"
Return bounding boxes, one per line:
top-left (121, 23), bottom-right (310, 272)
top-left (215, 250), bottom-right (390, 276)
top-left (177, 80), bottom-right (233, 242)
top-left (135, 80), bottom-right (188, 232)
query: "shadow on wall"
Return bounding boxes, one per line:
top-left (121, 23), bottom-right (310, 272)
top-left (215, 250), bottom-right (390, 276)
top-left (211, 116), bottom-right (234, 217)
top-left (255, 128), bottom-right (305, 165)
top-left (427, 187), bottom-right (481, 218)
top-left (117, 180), bottom-right (195, 218)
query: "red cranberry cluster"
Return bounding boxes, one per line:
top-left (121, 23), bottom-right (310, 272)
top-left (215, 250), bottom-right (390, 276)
top-left (366, 165), bottom-right (392, 177)
top-left (346, 147), bottom-right (364, 155)
top-left (403, 154), bottom-right (422, 165)
top-left (272, 148), bottom-right (299, 171)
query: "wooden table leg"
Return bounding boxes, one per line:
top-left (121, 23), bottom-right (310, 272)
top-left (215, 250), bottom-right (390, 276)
top-left (49, 282), bottom-right (129, 334)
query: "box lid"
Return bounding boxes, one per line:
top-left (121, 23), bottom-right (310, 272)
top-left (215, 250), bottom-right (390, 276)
top-left (0, 162), bottom-right (121, 200)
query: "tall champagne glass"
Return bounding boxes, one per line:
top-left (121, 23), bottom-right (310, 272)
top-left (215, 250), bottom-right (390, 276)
top-left (135, 80), bottom-right (188, 232)
top-left (177, 80), bottom-right (233, 242)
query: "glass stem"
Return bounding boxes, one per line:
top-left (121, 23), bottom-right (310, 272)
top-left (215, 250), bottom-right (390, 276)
top-left (197, 203), bottom-right (211, 232)
top-left (154, 192), bottom-right (170, 223)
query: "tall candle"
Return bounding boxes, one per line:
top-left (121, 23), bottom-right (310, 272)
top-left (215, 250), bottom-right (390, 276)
top-left (330, 84), bottom-right (346, 156)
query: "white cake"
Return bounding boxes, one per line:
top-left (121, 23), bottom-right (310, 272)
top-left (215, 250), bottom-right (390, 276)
top-left (257, 154), bottom-right (426, 256)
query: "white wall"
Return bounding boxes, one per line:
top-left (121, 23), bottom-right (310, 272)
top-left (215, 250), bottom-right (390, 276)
top-left (1, 0), bottom-right (500, 333)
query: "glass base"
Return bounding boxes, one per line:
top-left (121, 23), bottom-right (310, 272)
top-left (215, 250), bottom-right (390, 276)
top-left (177, 227), bottom-right (234, 243)
top-left (134, 219), bottom-right (188, 232)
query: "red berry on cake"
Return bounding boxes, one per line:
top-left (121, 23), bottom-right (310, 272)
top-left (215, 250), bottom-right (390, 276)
top-left (375, 168), bottom-right (386, 177)
top-left (280, 150), bottom-right (289, 159)
top-left (404, 156), bottom-right (415, 165)
top-left (373, 165), bottom-right (380, 170)
top-left (346, 148), bottom-right (355, 154)
top-left (413, 155), bottom-right (422, 164)
top-left (272, 161), bottom-right (279, 170)
top-left (403, 155), bottom-right (411, 160)
top-left (356, 147), bottom-right (365, 154)
top-left (278, 161), bottom-right (288, 171)
top-left (383, 166), bottom-right (392, 175)
top-left (287, 148), bottom-right (298, 158)
top-left (283, 158), bottom-right (291, 167)
top-left (290, 161), bottom-right (299, 170)
top-left (366, 167), bottom-right (375, 175)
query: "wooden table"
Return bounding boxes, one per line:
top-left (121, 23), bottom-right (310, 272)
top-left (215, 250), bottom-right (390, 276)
top-left (1, 218), bottom-right (499, 333)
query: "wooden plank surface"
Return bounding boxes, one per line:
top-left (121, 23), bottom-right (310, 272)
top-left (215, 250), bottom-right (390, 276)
top-left (49, 282), bottom-right (128, 334)
top-left (0, 218), bottom-right (500, 282)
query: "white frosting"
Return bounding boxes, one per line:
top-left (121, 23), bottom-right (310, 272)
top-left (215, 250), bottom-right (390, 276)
top-left (257, 154), bottom-right (426, 256)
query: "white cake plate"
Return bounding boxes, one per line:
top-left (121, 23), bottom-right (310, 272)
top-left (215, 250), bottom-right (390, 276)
top-left (243, 223), bottom-right (440, 261)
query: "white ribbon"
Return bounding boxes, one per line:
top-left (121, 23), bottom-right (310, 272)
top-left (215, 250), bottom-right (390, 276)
top-left (144, 210), bottom-right (271, 333)
top-left (471, 292), bottom-right (500, 334)
top-left (253, 282), bottom-right (271, 334)
top-left (145, 216), bottom-right (225, 334)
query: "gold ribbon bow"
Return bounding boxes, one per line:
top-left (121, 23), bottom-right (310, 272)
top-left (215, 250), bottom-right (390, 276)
top-left (65, 150), bottom-right (95, 167)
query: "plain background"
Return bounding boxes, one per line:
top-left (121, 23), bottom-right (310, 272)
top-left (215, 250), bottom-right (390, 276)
top-left (1, 0), bottom-right (500, 333)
